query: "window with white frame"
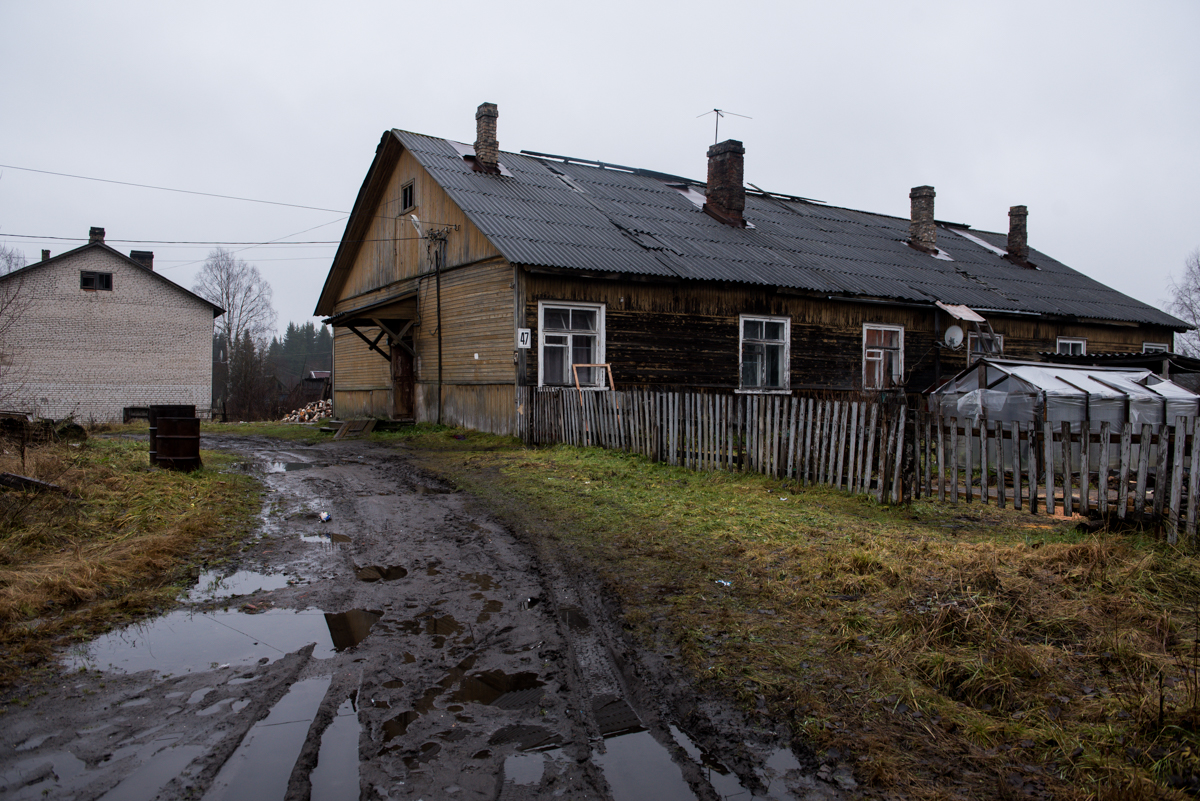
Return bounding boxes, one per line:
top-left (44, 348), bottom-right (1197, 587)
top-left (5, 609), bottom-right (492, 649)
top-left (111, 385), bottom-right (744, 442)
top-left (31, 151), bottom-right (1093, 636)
top-left (863, 324), bottom-right (903, 389)
top-left (967, 331), bottom-right (1003, 362)
top-left (538, 302), bottom-right (605, 387)
top-left (1057, 337), bottom-right (1086, 356)
top-left (1143, 342), bottom-right (1168, 353)
top-left (739, 315), bottom-right (790, 390)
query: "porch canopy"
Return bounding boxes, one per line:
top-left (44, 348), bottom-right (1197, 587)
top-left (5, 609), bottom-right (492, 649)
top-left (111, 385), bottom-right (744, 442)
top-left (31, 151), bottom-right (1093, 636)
top-left (929, 358), bottom-right (1200, 427)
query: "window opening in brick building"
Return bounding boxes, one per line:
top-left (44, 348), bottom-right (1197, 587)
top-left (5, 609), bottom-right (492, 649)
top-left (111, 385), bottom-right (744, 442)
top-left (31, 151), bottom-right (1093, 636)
top-left (81, 271), bottom-right (112, 291)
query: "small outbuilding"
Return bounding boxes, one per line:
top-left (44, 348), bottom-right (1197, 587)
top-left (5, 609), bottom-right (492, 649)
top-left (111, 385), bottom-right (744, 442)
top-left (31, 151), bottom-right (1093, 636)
top-left (929, 358), bottom-right (1200, 428)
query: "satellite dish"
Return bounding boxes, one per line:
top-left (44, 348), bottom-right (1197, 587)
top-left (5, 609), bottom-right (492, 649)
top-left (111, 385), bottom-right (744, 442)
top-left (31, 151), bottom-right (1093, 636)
top-left (944, 325), bottom-right (964, 348)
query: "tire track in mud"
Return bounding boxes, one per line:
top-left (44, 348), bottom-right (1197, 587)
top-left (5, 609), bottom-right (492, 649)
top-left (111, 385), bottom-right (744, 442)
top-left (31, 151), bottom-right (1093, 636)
top-left (0, 436), bottom-right (844, 801)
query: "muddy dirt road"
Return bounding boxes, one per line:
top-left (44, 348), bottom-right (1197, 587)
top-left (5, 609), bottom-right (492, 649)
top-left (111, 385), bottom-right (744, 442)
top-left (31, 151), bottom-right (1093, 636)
top-left (0, 436), bottom-right (849, 800)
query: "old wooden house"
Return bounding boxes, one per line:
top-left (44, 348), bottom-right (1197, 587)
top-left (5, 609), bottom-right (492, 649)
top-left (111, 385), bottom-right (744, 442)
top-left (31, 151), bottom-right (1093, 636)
top-left (314, 103), bottom-right (1187, 435)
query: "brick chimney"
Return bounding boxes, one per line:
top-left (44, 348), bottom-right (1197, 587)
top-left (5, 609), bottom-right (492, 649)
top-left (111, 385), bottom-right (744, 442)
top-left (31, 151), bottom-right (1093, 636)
top-left (474, 102), bottom-right (500, 174)
top-left (1007, 205), bottom-right (1029, 263)
top-left (130, 250), bottom-right (154, 270)
top-left (41, 250), bottom-right (50, 261)
top-left (88, 226), bottom-right (105, 245)
top-left (909, 186), bottom-right (936, 253)
top-left (704, 139), bottom-right (746, 227)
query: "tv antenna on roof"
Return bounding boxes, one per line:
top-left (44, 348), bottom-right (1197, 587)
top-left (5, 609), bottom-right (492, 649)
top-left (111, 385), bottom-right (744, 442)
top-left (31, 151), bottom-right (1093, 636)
top-left (697, 109), bottom-right (752, 143)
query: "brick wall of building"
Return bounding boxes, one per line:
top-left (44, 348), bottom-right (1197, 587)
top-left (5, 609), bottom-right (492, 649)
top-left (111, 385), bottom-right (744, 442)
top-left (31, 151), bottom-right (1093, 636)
top-left (3, 247), bottom-right (215, 422)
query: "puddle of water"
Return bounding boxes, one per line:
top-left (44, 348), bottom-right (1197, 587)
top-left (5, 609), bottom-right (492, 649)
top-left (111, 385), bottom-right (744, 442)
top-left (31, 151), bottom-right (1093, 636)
top-left (267, 462), bottom-right (321, 472)
top-left (324, 609), bottom-right (382, 651)
top-left (99, 743), bottom-right (205, 801)
top-left (383, 679), bottom-right (405, 689)
top-left (504, 753), bottom-right (545, 786)
top-left (670, 725), bottom-right (754, 799)
top-left (462, 572), bottom-right (497, 591)
top-left (355, 565), bottom-right (408, 582)
top-left (15, 732), bottom-right (59, 751)
top-left (452, 670), bottom-right (544, 709)
top-left (589, 697), bottom-right (696, 801)
top-left (299, 531), bottom-right (352, 545)
top-left (425, 562), bottom-right (441, 576)
top-left (757, 747), bottom-right (804, 800)
top-left (310, 694), bottom-right (361, 801)
top-left (188, 570), bottom-right (293, 602)
top-left (593, 695), bottom-right (645, 738)
top-left (594, 730), bottom-right (696, 801)
top-left (560, 606), bottom-right (591, 631)
top-left (64, 608), bottom-right (339, 675)
top-left (203, 676), bottom-right (331, 800)
top-left (0, 750), bottom-right (86, 799)
top-left (383, 711), bottom-right (420, 742)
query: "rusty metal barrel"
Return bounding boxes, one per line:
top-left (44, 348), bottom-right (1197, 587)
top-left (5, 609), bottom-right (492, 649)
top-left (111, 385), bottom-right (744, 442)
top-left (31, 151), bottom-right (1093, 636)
top-left (155, 417), bottom-right (202, 471)
top-left (148, 405), bottom-right (195, 465)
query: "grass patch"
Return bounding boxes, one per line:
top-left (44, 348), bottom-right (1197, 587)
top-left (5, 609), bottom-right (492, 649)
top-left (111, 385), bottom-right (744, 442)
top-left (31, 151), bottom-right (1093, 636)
top-left (0, 435), bottom-right (260, 688)
top-left (415, 441), bottom-right (1200, 800)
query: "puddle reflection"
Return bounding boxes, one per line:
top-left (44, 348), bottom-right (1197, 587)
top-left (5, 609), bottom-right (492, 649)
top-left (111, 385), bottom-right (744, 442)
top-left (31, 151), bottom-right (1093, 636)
top-left (310, 694), bottom-right (360, 801)
top-left (203, 677), bottom-right (330, 800)
top-left (188, 570), bottom-right (293, 602)
top-left (67, 607), bottom-right (383, 675)
top-left (452, 670), bottom-right (544, 709)
top-left (355, 565), bottom-right (408, 582)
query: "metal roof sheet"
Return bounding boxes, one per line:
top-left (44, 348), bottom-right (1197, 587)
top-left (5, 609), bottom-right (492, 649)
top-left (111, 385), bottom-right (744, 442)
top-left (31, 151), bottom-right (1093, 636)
top-left (394, 130), bottom-right (1187, 329)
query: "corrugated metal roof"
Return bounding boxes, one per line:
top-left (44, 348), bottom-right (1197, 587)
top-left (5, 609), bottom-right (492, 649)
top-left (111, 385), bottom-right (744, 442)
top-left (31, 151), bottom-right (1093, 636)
top-left (394, 130), bottom-right (1187, 330)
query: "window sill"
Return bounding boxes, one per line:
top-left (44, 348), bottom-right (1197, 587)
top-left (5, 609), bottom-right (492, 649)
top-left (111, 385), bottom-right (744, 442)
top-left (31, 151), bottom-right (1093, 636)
top-left (734, 388), bottom-right (792, 395)
top-left (536, 385), bottom-right (610, 392)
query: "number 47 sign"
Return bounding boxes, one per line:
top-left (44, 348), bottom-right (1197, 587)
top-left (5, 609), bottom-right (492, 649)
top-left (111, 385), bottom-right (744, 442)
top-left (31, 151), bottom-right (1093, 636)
top-left (516, 328), bottom-right (531, 349)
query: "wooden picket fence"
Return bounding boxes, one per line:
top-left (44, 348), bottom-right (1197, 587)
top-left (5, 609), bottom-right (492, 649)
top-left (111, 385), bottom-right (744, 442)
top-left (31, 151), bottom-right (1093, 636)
top-left (517, 388), bottom-right (910, 503)
top-left (915, 413), bottom-right (1200, 544)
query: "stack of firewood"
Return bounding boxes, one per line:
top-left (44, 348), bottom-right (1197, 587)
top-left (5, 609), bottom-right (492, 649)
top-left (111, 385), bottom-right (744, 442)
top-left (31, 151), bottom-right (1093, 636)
top-left (281, 400), bottom-right (332, 423)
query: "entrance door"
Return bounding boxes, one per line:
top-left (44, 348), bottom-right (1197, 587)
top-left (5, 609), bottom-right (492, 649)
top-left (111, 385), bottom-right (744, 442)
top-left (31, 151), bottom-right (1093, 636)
top-left (391, 343), bottom-right (414, 419)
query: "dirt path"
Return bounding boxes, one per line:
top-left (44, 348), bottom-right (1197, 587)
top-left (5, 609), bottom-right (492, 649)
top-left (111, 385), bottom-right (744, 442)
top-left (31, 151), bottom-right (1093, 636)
top-left (0, 436), bottom-right (846, 800)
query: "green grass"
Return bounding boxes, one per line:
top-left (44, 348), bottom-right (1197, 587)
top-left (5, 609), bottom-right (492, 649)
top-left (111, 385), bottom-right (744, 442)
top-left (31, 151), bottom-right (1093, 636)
top-left (413, 440), bottom-right (1200, 800)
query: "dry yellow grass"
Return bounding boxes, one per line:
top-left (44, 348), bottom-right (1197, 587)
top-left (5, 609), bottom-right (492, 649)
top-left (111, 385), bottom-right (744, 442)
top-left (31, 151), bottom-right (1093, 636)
top-left (0, 435), bottom-right (259, 686)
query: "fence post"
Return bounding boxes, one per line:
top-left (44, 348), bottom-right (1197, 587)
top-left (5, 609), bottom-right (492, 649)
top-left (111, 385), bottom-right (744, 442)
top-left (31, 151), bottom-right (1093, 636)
top-left (1062, 421), bottom-right (1074, 517)
top-left (1169, 415), bottom-right (1186, 544)
top-left (1154, 422), bottom-right (1171, 521)
top-left (1043, 421), bottom-right (1055, 515)
top-left (1134, 423), bottom-right (1152, 520)
top-left (1098, 421), bottom-right (1111, 516)
top-left (1010, 420), bottom-right (1020, 511)
top-left (1028, 421), bottom-right (1038, 514)
top-left (892, 405), bottom-right (907, 504)
top-left (1188, 416), bottom-right (1200, 545)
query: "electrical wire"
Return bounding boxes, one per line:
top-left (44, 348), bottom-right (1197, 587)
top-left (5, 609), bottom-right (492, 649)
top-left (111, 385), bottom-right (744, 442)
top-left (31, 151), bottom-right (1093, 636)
top-left (0, 163), bottom-right (348, 214)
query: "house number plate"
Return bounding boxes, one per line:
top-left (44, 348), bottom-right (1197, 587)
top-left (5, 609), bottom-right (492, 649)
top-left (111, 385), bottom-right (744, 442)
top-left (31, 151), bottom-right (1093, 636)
top-left (517, 328), bottom-right (531, 348)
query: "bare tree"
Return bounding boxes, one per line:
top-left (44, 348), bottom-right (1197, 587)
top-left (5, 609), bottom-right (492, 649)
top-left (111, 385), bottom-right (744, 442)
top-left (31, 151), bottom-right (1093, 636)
top-left (1167, 249), bottom-right (1200, 356)
top-left (192, 248), bottom-right (277, 348)
top-left (0, 244), bottom-right (30, 408)
top-left (192, 249), bottom-right (277, 412)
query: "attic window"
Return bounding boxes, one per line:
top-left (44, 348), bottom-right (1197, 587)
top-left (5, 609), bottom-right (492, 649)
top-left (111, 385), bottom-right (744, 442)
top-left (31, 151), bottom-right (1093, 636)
top-left (401, 182), bottom-right (415, 212)
top-left (1143, 342), bottom-right (1168, 354)
top-left (80, 271), bottom-right (112, 291)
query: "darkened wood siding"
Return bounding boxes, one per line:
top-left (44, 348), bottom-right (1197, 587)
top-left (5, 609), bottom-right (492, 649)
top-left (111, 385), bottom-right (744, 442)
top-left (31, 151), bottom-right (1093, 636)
top-left (523, 273), bottom-right (1178, 393)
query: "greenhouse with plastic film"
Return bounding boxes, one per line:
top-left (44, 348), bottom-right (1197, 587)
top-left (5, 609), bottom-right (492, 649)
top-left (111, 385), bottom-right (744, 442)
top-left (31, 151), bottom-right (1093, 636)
top-left (929, 359), bottom-right (1200, 429)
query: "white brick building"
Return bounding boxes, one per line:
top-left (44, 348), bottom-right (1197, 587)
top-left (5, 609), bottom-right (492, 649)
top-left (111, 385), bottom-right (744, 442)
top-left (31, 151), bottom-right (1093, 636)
top-left (0, 228), bottom-right (224, 422)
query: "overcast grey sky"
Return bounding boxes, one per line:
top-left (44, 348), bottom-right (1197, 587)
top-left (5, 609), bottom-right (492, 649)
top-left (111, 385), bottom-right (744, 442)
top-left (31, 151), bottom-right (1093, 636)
top-left (3, 1), bottom-right (1197, 337)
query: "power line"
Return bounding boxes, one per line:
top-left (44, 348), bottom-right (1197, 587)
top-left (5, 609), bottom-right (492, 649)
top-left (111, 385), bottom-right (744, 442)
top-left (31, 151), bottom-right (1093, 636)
top-left (0, 163), bottom-right (349, 214)
top-left (1, 233), bottom-right (426, 246)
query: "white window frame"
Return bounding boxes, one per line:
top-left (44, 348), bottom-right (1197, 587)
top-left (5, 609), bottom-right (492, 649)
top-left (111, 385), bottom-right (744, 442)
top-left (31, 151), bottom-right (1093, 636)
top-left (1143, 342), bottom-right (1168, 354)
top-left (537, 301), bottom-right (606, 389)
top-left (1057, 337), bottom-right (1086, 356)
top-left (863, 324), bottom-right (904, 390)
top-left (967, 331), bottom-right (1003, 363)
top-left (737, 314), bottom-right (791, 394)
